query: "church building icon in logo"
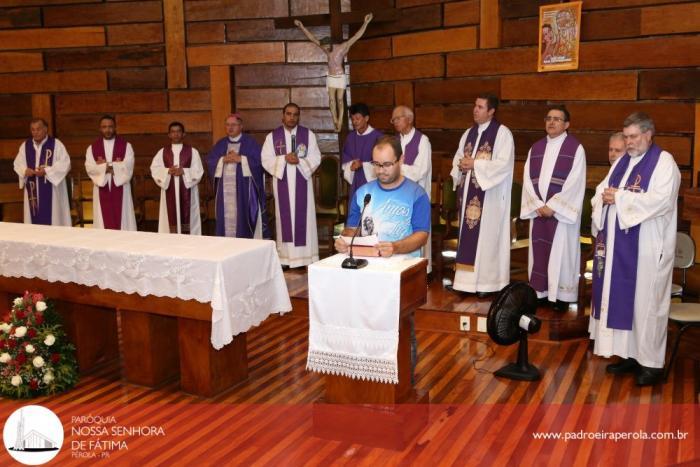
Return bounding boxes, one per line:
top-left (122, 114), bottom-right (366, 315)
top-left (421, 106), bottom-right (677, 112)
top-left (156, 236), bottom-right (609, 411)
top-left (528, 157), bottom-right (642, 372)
top-left (3, 405), bottom-right (63, 465)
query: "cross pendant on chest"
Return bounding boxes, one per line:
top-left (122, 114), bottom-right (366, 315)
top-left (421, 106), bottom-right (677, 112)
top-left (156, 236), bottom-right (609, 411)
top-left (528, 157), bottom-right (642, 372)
top-left (275, 140), bottom-right (286, 156)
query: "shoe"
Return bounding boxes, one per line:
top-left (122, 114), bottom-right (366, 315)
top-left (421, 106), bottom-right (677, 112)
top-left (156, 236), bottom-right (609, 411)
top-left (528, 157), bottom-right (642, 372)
top-left (476, 291), bottom-right (493, 299)
top-left (635, 365), bottom-right (664, 386)
top-left (537, 297), bottom-right (550, 306)
top-left (554, 300), bottom-right (570, 312)
top-left (445, 283), bottom-right (455, 292)
top-left (606, 358), bottom-right (639, 375)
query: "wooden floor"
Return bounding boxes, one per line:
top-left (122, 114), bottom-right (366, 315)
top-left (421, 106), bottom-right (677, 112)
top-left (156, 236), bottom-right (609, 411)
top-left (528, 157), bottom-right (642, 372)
top-left (1, 302), bottom-right (697, 466)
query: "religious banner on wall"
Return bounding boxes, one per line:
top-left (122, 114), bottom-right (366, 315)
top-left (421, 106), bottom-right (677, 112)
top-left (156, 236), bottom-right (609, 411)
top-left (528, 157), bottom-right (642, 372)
top-left (538, 1), bottom-right (582, 72)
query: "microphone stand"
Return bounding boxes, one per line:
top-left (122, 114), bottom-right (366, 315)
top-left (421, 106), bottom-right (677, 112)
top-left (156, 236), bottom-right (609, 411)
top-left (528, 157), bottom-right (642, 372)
top-left (341, 195), bottom-right (371, 269)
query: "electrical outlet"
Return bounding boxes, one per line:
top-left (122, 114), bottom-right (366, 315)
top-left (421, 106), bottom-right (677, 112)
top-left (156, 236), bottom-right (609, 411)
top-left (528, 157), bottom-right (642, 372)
top-left (477, 316), bottom-right (487, 333)
top-left (460, 315), bottom-right (470, 331)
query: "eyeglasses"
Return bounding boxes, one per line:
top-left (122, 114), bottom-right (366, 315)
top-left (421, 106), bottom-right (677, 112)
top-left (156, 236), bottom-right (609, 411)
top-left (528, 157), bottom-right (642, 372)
top-left (390, 115), bottom-right (407, 124)
top-left (544, 116), bottom-right (566, 123)
top-left (371, 160), bottom-right (399, 169)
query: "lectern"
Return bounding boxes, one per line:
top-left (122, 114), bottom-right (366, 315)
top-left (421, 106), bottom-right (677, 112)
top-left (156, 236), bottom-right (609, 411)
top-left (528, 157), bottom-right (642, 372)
top-left (307, 254), bottom-right (429, 448)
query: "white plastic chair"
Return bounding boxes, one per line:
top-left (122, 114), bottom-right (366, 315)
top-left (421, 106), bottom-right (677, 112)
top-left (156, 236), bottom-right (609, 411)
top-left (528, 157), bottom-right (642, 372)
top-left (671, 232), bottom-right (695, 298)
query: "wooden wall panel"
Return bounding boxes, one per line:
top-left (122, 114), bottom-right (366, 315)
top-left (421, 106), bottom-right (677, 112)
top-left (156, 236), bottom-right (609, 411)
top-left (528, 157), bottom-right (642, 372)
top-left (0, 0), bottom-right (98, 7)
top-left (186, 22), bottom-right (225, 44)
top-left (0, 26), bottom-right (105, 50)
top-left (209, 65), bottom-right (232, 142)
top-left (31, 94), bottom-right (53, 133)
top-left (479, 0), bottom-right (500, 48)
top-left (0, 139), bottom-right (23, 159)
top-left (235, 64), bottom-right (327, 86)
top-left (185, 0), bottom-right (289, 22)
top-left (168, 90), bottom-right (211, 111)
top-left (0, 70), bottom-right (107, 93)
top-left (239, 109), bottom-right (334, 132)
top-left (392, 27), bottom-right (477, 57)
top-left (236, 88), bottom-right (289, 109)
top-left (351, 55), bottom-right (444, 84)
top-left (55, 92), bottom-right (168, 115)
top-left (115, 112), bottom-right (212, 135)
top-left (444, 1), bottom-right (480, 27)
top-left (43, 1), bottom-right (162, 27)
top-left (0, 95), bottom-right (31, 116)
top-left (0, 117), bottom-right (30, 139)
top-left (579, 35), bottom-right (699, 71)
top-left (347, 37), bottom-right (392, 61)
top-left (107, 23), bottom-right (164, 46)
top-left (0, 52), bottom-right (43, 73)
top-left (394, 82), bottom-right (414, 109)
top-left (290, 87), bottom-right (327, 108)
top-left (187, 67), bottom-right (210, 89)
top-left (187, 43), bottom-right (285, 67)
top-left (45, 46), bottom-right (165, 71)
top-left (0, 7), bottom-right (41, 28)
top-left (225, 20), bottom-right (329, 42)
top-left (501, 73), bottom-right (638, 101)
top-left (641, 3), bottom-right (700, 35)
top-left (363, 5), bottom-right (442, 38)
top-left (447, 47), bottom-right (536, 76)
top-left (109, 68), bottom-right (166, 90)
top-left (582, 0), bottom-right (696, 11)
top-left (639, 69), bottom-right (700, 100)
top-left (414, 77), bottom-right (500, 105)
top-left (348, 84), bottom-right (395, 107)
top-left (164, 0), bottom-right (188, 89)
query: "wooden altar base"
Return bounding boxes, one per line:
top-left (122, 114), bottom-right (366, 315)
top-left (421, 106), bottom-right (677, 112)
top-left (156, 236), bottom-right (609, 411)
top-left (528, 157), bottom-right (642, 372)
top-left (312, 391), bottom-right (429, 451)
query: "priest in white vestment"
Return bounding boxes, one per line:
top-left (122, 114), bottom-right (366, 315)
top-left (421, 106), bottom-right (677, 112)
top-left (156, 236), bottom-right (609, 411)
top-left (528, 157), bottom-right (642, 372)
top-left (392, 105), bottom-right (432, 272)
top-left (521, 106), bottom-right (586, 310)
top-left (589, 112), bottom-right (680, 386)
top-left (150, 122), bottom-right (204, 235)
top-left (13, 118), bottom-right (71, 226)
top-left (85, 115), bottom-right (137, 231)
top-left (261, 103), bottom-right (321, 268)
top-left (450, 95), bottom-right (514, 296)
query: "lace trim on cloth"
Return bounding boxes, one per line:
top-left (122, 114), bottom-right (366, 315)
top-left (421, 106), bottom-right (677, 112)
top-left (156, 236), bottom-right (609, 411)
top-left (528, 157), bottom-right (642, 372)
top-left (306, 350), bottom-right (398, 384)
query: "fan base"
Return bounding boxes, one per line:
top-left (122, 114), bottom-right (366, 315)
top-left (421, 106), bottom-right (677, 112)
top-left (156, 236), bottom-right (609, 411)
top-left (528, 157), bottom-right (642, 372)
top-left (494, 363), bottom-right (540, 381)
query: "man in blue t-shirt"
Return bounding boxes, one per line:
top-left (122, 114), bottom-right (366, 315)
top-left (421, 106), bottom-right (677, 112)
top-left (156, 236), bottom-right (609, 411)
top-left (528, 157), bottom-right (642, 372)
top-left (335, 135), bottom-right (431, 257)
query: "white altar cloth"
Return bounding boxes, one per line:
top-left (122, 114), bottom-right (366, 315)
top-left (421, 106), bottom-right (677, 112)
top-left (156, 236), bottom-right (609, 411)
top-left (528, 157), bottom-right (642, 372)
top-left (307, 253), bottom-right (423, 384)
top-left (0, 222), bottom-right (291, 349)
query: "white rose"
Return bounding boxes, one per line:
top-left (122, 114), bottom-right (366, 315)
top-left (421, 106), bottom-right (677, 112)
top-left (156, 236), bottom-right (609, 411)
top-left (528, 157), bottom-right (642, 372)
top-left (10, 375), bottom-right (22, 386)
top-left (44, 334), bottom-right (56, 346)
top-left (14, 326), bottom-right (27, 338)
top-left (13, 297), bottom-right (22, 306)
top-left (43, 372), bottom-right (54, 384)
top-left (35, 301), bottom-right (47, 312)
top-left (0, 323), bottom-right (10, 333)
top-left (32, 356), bottom-right (44, 368)
top-left (25, 344), bottom-right (35, 354)
top-left (0, 353), bottom-right (10, 363)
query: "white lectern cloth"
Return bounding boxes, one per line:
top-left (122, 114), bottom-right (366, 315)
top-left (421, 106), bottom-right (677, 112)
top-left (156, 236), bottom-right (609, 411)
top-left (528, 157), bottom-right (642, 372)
top-left (307, 253), bottom-right (423, 384)
top-left (0, 222), bottom-right (291, 349)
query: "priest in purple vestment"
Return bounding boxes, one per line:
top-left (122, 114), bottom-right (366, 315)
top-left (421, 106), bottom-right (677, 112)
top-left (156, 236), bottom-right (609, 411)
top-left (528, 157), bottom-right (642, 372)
top-left (520, 105), bottom-right (586, 311)
top-left (589, 112), bottom-right (680, 386)
top-left (85, 115), bottom-right (137, 231)
top-left (208, 113), bottom-right (270, 239)
top-left (13, 118), bottom-right (72, 226)
top-left (450, 94), bottom-right (515, 297)
top-left (342, 103), bottom-right (382, 207)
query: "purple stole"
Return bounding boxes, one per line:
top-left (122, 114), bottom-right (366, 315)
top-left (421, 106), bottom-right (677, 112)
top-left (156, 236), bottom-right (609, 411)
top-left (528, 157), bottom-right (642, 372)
top-left (592, 144), bottom-right (663, 330)
top-left (455, 119), bottom-right (501, 267)
top-left (24, 137), bottom-right (56, 225)
top-left (273, 126), bottom-right (309, 246)
top-left (401, 129), bottom-right (423, 165)
top-left (91, 137), bottom-right (127, 230)
top-left (163, 145), bottom-right (193, 234)
top-left (208, 134), bottom-right (270, 239)
top-left (342, 128), bottom-right (382, 203)
top-left (528, 134), bottom-right (580, 292)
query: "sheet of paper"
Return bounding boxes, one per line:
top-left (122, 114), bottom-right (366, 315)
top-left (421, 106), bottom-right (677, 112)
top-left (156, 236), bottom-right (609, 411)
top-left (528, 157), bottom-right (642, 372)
top-left (340, 234), bottom-right (379, 247)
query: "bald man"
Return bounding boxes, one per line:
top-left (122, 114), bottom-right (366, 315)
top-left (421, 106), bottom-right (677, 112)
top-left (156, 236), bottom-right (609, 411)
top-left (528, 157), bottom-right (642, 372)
top-left (608, 132), bottom-right (626, 165)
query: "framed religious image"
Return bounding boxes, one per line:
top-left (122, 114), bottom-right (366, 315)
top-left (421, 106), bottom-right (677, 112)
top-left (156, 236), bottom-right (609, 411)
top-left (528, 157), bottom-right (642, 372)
top-left (538, 1), bottom-right (582, 72)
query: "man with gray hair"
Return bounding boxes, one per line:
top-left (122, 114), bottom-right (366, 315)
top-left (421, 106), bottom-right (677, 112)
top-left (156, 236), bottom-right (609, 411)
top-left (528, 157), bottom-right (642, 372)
top-left (608, 132), bottom-right (626, 165)
top-left (589, 112), bottom-right (680, 386)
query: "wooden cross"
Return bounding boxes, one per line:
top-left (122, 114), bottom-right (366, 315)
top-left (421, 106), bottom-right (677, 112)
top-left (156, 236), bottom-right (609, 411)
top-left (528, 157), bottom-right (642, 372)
top-left (275, 139), bottom-right (286, 156)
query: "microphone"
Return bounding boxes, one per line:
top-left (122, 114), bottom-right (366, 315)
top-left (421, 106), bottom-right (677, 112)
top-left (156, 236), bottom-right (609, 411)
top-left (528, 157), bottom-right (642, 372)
top-left (291, 134), bottom-right (296, 152)
top-left (342, 193), bottom-right (371, 270)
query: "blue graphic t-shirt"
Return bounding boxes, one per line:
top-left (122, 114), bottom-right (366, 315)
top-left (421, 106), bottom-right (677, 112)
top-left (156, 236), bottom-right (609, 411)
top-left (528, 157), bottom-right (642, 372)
top-left (347, 178), bottom-right (431, 257)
